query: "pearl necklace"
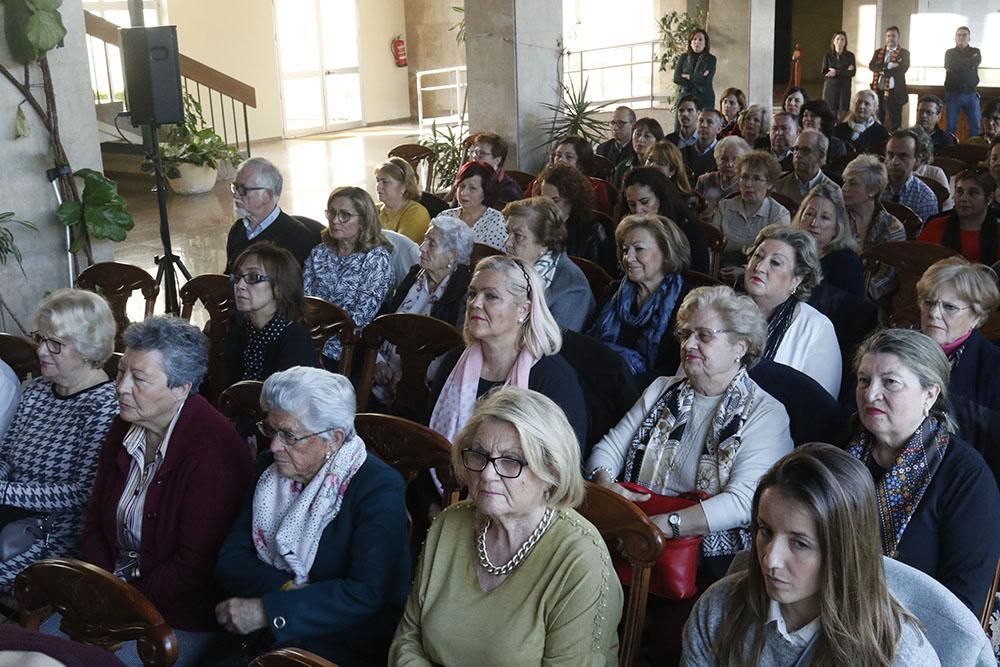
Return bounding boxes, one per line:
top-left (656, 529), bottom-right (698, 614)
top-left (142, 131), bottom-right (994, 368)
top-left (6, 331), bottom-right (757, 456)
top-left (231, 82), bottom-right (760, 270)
top-left (477, 507), bottom-right (556, 576)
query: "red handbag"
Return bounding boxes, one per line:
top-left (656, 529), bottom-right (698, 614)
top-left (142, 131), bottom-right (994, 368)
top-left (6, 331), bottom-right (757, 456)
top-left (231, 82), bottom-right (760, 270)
top-left (612, 482), bottom-right (707, 600)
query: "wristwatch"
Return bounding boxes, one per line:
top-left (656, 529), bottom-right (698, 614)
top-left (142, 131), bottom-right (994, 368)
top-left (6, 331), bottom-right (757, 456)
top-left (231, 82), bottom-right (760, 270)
top-left (667, 512), bottom-right (682, 539)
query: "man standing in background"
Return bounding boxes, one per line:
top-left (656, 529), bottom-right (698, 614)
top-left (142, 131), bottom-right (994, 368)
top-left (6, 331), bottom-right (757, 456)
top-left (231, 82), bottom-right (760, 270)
top-left (869, 26), bottom-right (910, 131)
top-left (944, 26), bottom-right (982, 138)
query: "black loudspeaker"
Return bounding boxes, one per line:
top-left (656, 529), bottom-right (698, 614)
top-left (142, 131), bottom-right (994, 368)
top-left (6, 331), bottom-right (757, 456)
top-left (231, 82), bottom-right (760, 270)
top-left (119, 26), bottom-right (184, 126)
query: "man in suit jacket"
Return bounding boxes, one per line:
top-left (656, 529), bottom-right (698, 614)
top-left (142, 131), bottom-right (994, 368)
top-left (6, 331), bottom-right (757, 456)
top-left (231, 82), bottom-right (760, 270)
top-left (869, 25), bottom-right (910, 131)
top-left (596, 106), bottom-right (636, 166)
top-left (771, 130), bottom-right (838, 204)
top-left (224, 157), bottom-right (322, 273)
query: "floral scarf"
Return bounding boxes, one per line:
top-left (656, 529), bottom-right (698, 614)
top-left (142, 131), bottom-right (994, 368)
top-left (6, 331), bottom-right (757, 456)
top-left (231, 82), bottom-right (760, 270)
top-left (252, 433), bottom-right (367, 584)
top-left (621, 370), bottom-right (757, 557)
top-left (847, 416), bottom-right (950, 558)
top-left (533, 251), bottom-right (559, 290)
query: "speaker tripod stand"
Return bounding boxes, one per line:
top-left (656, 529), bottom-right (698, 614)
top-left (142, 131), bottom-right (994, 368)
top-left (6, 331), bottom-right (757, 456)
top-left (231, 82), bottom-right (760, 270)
top-left (144, 120), bottom-right (191, 315)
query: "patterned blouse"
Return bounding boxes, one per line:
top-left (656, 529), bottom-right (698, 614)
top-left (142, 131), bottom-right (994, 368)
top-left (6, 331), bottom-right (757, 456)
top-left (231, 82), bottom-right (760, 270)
top-left (440, 207), bottom-right (508, 250)
top-left (304, 242), bottom-right (394, 360)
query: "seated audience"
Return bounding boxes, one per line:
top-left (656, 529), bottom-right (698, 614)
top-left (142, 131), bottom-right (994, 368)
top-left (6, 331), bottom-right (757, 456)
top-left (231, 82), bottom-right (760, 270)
top-left (225, 157), bottom-right (321, 273)
top-left (536, 163), bottom-right (616, 275)
top-left (596, 105), bottom-right (637, 166)
top-left (782, 86), bottom-right (809, 117)
top-left (718, 87), bottom-right (746, 137)
top-left (799, 99), bottom-right (849, 163)
top-left (967, 97), bottom-right (1000, 147)
top-left (391, 388), bottom-right (623, 664)
top-left (920, 169), bottom-right (999, 264)
top-left (915, 95), bottom-right (957, 149)
top-left (210, 367), bottom-right (409, 666)
top-left (683, 443), bottom-right (938, 665)
top-left (374, 158), bottom-right (431, 243)
top-left (588, 285), bottom-right (793, 580)
top-left (842, 154), bottom-right (906, 249)
top-left (0, 290), bottom-right (117, 591)
top-left (910, 125), bottom-right (954, 212)
top-left (0, 360), bottom-right (16, 442)
top-left (881, 129), bottom-right (939, 223)
top-left (712, 150), bottom-right (789, 277)
top-left (665, 96), bottom-right (702, 150)
top-left (614, 117), bottom-right (666, 188)
top-left (590, 214), bottom-right (692, 389)
top-left (441, 161), bottom-right (509, 250)
top-left (224, 243), bottom-right (318, 388)
top-left (504, 197), bottom-right (594, 332)
top-left (547, 135), bottom-right (614, 215)
top-left (82, 317), bottom-right (253, 662)
top-left (738, 104), bottom-right (770, 149)
top-left (792, 183), bottom-right (865, 297)
top-left (772, 129), bottom-right (839, 205)
top-left (304, 186), bottom-right (393, 369)
top-left (645, 140), bottom-right (697, 196)
top-left (682, 110), bottom-right (723, 177)
top-left (833, 89), bottom-right (889, 154)
top-left (768, 112), bottom-right (799, 171)
top-left (696, 136), bottom-right (752, 214)
top-left (428, 255), bottom-right (587, 447)
top-left (743, 225), bottom-right (843, 398)
top-left (848, 328), bottom-right (1000, 613)
top-left (621, 165), bottom-right (710, 274)
top-left (467, 132), bottom-right (523, 207)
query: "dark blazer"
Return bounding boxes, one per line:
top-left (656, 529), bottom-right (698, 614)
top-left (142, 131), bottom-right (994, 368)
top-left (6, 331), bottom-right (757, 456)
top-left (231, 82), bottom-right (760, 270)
top-left (948, 330), bottom-right (1000, 485)
top-left (222, 317), bottom-right (320, 388)
top-left (748, 359), bottom-right (848, 446)
top-left (681, 142), bottom-right (718, 179)
top-left (596, 139), bottom-right (632, 166)
top-left (214, 451), bottom-right (410, 666)
top-left (819, 247), bottom-right (866, 297)
top-left (225, 210), bottom-right (322, 274)
top-left (82, 395), bottom-right (254, 631)
top-left (547, 252), bottom-right (595, 333)
top-left (833, 121), bottom-right (890, 154)
top-left (868, 47), bottom-right (911, 104)
top-left (673, 51), bottom-right (717, 109)
top-left (380, 264), bottom-right (472, 329)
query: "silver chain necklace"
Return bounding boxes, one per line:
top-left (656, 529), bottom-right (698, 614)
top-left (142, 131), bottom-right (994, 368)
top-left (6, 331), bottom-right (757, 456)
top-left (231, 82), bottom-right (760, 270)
top-left (477, 507), bottom-right (555, 577)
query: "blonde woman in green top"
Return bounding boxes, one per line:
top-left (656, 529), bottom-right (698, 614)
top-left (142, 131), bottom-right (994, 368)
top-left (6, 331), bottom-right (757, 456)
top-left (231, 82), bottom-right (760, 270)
top-left (376, 157), bottom-right (431, 243)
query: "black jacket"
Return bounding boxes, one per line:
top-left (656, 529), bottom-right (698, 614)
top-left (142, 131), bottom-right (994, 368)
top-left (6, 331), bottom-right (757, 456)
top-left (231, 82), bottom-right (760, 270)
top-left (380, 264), bottom-right (472, 328)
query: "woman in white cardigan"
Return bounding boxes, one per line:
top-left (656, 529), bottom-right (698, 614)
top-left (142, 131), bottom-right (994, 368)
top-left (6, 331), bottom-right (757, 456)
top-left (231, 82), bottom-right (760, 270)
top-left (742, 225), bottom-right (842, 398)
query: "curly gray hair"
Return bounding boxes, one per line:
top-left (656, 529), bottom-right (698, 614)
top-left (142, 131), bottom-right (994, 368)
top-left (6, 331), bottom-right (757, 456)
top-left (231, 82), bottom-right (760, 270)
top-left (123, 317), bottom-right (208, 394)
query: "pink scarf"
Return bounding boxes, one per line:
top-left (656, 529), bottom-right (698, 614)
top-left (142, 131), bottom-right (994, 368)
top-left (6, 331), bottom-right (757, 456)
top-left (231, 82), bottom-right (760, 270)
top-left (941, 329), bottom-right (973, 357)
top-left (428, 342), bottom-right (537, 443)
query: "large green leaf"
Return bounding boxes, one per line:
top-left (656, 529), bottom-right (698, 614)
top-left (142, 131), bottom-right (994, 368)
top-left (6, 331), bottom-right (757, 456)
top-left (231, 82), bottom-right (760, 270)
top-left (83, 202), bottom-right (133, 241)
top-left (3, 0), bottom-right (39, 63)
top-left (34, 0), bottom-right (63, 11)
top-left (56, 200), bottom-right (81, 227)
top-left (26, 9), bottom-right (66, 53)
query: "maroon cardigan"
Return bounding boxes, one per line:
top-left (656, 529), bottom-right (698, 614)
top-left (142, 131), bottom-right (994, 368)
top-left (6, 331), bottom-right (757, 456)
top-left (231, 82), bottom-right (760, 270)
top-left (82, 394), bottom-right (253, 631)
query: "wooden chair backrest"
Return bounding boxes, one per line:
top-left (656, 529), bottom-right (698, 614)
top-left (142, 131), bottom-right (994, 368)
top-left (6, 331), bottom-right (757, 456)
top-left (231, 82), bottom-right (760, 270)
top-left (104, 351), bottom-right (122, 380)
top-left (76, 262), bottom-right (158, 351)
top-left (936, 143), bottom-right (988, 168)
top-left (682, 270), bottom-right (724, 290)
top-left (14, 558), bottom-right (178, 667)
top-left (303, 297), bottom-right (357, 376)
top-left (768, 191), bottom-right (800, 217)
top-left (505, 170), bottom-right (536, 192)
top-left (916, 175), bottom-right (949, 212)
top-left (570, 256), bottom-right (614, 303)
top-left (356, 313), bottom-right (463, 414)
top-left (592, 154), bottom-right (615, 181)
top-left (179, 273), bottom-right (236, 404)
top-left (218, 380), bottom-right (265, 426)
top-left (470, 243), bottom-right (505, 268)
top-left (577, 482), bottom-right (665, 667)
top-left (0, 333), bottom-right (39, 381)
top-left (388, 144), bottom-right (437, 192)
top-left (931, 156), bottom-right (967, 179)
top-left (421, 191), bottom-right (450, 218)
top-left (699, 222), bottom-right (726, 280)
top-left (861, 241), bottom-right (959, 319)
top-left (250, 647), bottom-right (339, 666)
top-left (982, 558), bottom-right (1000, 631)
top-left (881, 201), bottom-right (924, 240)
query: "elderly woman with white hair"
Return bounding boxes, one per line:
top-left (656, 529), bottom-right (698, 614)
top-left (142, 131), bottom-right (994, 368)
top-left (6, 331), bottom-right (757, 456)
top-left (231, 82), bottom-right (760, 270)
top-left (833, 89), bottom-right (889, 153)
top-left (211, 367), bottom-right (410, 666)
top-left (392, 387), bottom-right (623, 665)
top-left (0, 289), bottom-right (118, 590)
top-left (695, 135), bottom-right (752, 215)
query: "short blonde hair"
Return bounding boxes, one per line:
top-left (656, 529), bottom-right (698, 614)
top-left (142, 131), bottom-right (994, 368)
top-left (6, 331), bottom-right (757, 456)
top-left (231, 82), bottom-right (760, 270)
top-left (34, 288), bottom-right (115, 367)
top-left (374, 157), bottom-right (421, 201)
top-left (748, 225), bottom-right (823, 301)
top-left (676, 286), bottom-right (768, 368)
top-left (739, 104), bottom-right (771, 135)
top-left (917, 257), bottom-right (1000, 328)
top-left (452, 387), bottom-right (584, 509)
top-left (615, 214), bottom-right (691, 275)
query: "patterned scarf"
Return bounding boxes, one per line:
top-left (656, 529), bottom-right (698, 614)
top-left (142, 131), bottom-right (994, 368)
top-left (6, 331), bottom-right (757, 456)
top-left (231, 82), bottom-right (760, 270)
top-left (848, 115), bottom-right (876, 142)
top-left (762, 297), bottom-right (798, 361)
top-left (533, 251), bottom-right (559, 290)
top-left (590, 274), bottom-right (684, 375)
top-left (620, 370), bottom-right (757, 557)
top-left (252, 433), bottom-right (367, 584)
top-left (399, 268), bottom-right (451, 315)
top-left (847, 416), bottom-right (950, 558)
top-left (871, 47), bottom-right (903, 91)
top-left (243, 317), bottom-right (291, 381)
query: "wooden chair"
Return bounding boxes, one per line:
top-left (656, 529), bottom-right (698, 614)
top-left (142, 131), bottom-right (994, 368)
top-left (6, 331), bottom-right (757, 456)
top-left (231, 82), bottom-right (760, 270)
top-left (861, 241), bottom-right (959, 320)
top-left (179, 273), bottom-right (236, 404)
top-left (982, 558), bottom-right (1000, 632)
top-left (303, 297), bottom-right (357, 376)
top-left (355, 413), bottom-right (461, 505)
top-left (936, 143), bottom-right (988, 168)
top-left (881, 201), bottom-right (924, 240)
top-left (768, 191), bottom-right (800, 217)
top-left (250, 647), bottom-right (338, 666)
top-left (14, 558), bottom-right (178, 667)
top-left (104, 351), bottom-right (122, 380)
top-left (931, 156), bottom-right (967, 179)
top-left (356, 313), bottom-right (463, 415)
top-left (592, 154), bottom-right (615, 181)
top-left (470, 243), bottom-right (505, 268)
top-left (577, 482), bottom-right (665, 667)
top-left (505, 170), bottom-right (536, 193)
top-left (699, 222), bottom-right (725, 280)
top-left (420, 191), bottom-right (450, 218)
top-left (916, 175), bottom-right (949, 213)
top-left (571, 256), bottom-right (613, 302)
top-left (388, 144), bottom-right (437, 192)
top-left (592, 210), bottom-right (616, 239)
top-left (218, 380), bottom-right (265, 426)
top-left (76, 262), bottom-right (158, 351)
top-left (0, 333), bottom-right (39, 381)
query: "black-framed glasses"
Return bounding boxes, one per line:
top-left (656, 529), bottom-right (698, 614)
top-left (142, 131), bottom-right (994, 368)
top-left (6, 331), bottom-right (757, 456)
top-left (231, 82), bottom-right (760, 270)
top-left (326, 208), bottom-right (359, 225)
top-left (29, 331), bottom-right (63, 354)
top-left (256, 420), bottom-right (336, 445)
top-left (230, 182), bottom-right (268, 197)
top-left (229, 272), bottom-right (270, 286)
top-left (920, 299), bottom-right (970, 316)
top-left (675, 327), bottom-right (735, 344)
top-left (461, 448), bottom-right (528, 479)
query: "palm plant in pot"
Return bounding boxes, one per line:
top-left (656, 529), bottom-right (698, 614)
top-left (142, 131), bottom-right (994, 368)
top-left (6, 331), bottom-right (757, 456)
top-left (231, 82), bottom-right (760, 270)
top-left (141, 95), bottom-right (241, 195)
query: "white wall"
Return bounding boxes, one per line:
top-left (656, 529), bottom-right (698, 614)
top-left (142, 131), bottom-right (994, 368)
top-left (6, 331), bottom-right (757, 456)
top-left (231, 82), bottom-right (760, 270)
top-left (358, 0), bottom-right (411, 123)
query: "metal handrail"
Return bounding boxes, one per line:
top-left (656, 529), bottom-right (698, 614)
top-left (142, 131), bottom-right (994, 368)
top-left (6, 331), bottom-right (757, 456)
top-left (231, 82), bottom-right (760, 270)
top-left (563, 40), bottom-right (663, 107)
top-left (416, 65), bottom-right (467, 130)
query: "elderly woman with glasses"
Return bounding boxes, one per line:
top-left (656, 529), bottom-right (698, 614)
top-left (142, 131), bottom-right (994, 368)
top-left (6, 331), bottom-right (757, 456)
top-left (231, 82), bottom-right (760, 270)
top-left (588, 285), bottom-right (792, 581)
top-left (304, 186), bottom-right (394, 369)
top-left (209, 367), bottom-right (410, 665)
top-left (392, 388), bottom-right (623, 665)
top-left (791, 183), bottom-right (865, 297)
top-left (0, 290), bottom-right (118, 591)
top-left (82, 317), bottom-right (253, 664)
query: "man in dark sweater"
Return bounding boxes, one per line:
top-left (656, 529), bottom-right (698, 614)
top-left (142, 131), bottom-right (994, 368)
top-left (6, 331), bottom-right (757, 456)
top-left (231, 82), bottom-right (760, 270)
top-left (224, 157), bottom-right (321, 273)
top-left (596, 105), bottom-right (636, 166)
top-left (944, 26), bottom-right (982, 137)
top-left (681, 109), bottom-right (722, 177)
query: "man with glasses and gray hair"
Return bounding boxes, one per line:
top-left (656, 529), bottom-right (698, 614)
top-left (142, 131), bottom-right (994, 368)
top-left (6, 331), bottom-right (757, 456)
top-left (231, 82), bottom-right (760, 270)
top-left (224, 157), bottom-right (322, 273)
top-left (596, 105), bottom-right (636, 165)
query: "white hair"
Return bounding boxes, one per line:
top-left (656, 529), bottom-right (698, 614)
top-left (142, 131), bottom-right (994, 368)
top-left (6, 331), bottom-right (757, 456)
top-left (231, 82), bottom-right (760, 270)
top-left (260, 367), bottom-right (356, 440)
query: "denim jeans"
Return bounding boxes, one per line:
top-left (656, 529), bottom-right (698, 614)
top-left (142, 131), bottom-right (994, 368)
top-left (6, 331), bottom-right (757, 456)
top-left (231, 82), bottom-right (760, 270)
top-left (946, 91), bottom-right (981, 136)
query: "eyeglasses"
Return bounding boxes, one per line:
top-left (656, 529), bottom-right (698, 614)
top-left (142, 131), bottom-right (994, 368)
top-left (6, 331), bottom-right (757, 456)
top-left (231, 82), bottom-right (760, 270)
top-left (610, 120), bottom-right (629, 128)
top-left (674, 327), bottom-right (735, 343)
top-left (29, 331), bottom-right (63, 354)
top-left (326, 208), bottom-right (359, 225)
top-left (791, 145), bottom-right (819, 156)
top-left (229, 272), bottom-right (270, 286)
top-left (256, 420), bottom-right (337, 445)
top-left (230, 182), bottom-right (268, 197)
top-left (920, 299), bottom-right (970, 315)
top-left (739, 173), bottom-right (768, 184)
top-left (470, 148), bottom-right (493, 159)
top-left (461, 448), bottom-right (528, 479)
